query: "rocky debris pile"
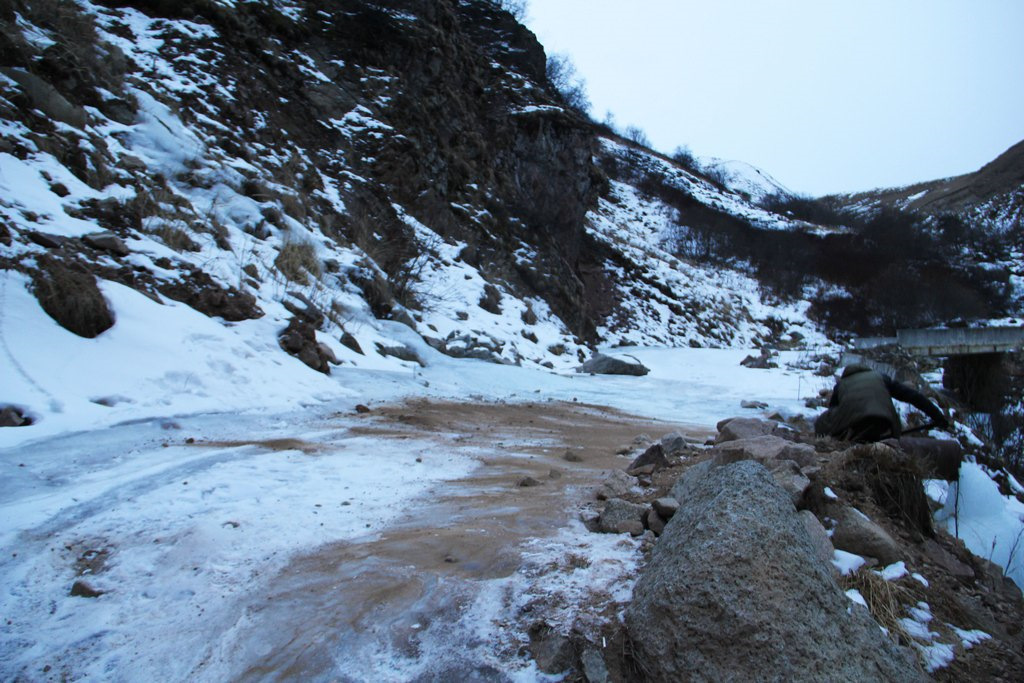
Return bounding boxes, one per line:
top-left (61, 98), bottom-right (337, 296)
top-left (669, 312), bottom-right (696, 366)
top-left (424, 330), bottom-right (514, 365)
top-left (531, 417), bottom-right (1024, 680)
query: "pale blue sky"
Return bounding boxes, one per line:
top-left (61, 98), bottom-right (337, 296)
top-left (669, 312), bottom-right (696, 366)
top-left (526, 1), bottom-right (1024, 196)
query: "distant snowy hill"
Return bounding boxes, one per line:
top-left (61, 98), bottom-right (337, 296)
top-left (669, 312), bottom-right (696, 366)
top-left (700, 157), bottom-right (793, 204)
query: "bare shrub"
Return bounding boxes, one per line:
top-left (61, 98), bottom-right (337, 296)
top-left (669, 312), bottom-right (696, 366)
top-left (671, 145), bottom-right (698, 171)
top-left (623, 125), bottom-right (650, 148)
top-left (274, 239), bottom-right (320, 285)
top-left (545, 53), bottom-right (590, 115)
top-left (30, 256), bottom-right (115, 338)
top-left (489, 0), bottom-right (528, 20)
top-left (344, 194), bottom-right (429, 309)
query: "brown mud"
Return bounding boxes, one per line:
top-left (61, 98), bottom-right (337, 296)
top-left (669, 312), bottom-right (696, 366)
top-left (197, 399), bottom-right (707, 681)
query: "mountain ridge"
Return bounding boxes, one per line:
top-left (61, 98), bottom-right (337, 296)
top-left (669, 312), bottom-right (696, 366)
top-left (828, 138), bottom-right (1024, 233)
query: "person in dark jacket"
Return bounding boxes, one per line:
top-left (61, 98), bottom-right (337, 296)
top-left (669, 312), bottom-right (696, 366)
top-left (814, 364), bottom-right (949, 442)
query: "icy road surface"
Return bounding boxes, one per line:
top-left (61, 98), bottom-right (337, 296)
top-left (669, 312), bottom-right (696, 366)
top-left (1, 347), bottom-right (831, 680)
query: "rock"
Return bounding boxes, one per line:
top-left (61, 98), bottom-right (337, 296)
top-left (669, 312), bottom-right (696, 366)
top-left (1, 67), bottom-right (87, 128)
top-left (651, 497), bottom-right (679, 519)
top-left (517, 476), bottom-right (542, 488)
top-left (628, 443), bottom-right (668, 473)
top-left (355, 404), bottom-right (371, 414)
top-left (715, 417), bottom-right (790, 444)
top-left (769, 459), bottom-right (812, 504)
top-left (580, 647), bottom-right (609, 683)
top-left (563, 450), bottom-right (584, 463)
top-left (644, 507), bottom-right (667, 536)
top-left (668, 459), bottom-right (719, 502)
top-left (598, 498), bottom-right (647, 535)
top-left (0, 406), bottom-right (28, 427)
top-left (922, 538), bottom-right (974, 579)
top-left (740, 347), bottom-right (778, 369)
top-left (580, 509), bottom-right (601, 532)
top-left (712, 435), bottom-right (817, 468)
top-left (433, 331), bottom-right (509, 364)
top-left (741, 399), bottom-right (769, 409)
top-left (70, 580), bottom-right (104, 598)
top-left (297, 346), bottom-right (323, 371)
top-left (799, 510), bottom-right (835, 568)
top-left (83, 231), bottom-right (130, 257)
top-left (659, 431), bottom-right (689, 456)
top-left (628, 464), bottom-right (656, 476)
top-left (375, 343), bottom-right (424, 366)
top-left (390, 307), bottom-right (417, 331)
top-left (479, 283), bottom-right (502, 314)
top-left (575, 353), bottom-right (649, 376)
top-left (121, 155), bottom-right (147, 171)
top-left (626, 461), bottom-right (925, 682)
top-left (279, 316), bottom-right (332, 374)
top-left (317, 342), bottom-right (340, 365)
top-left (527, 622), bottom-right (575, 674)
top-left (340, 331), bottom-right (364, 355)
top-left (829, 505), bottom-right (903, 565)
top-left (27, 231), bottom-right (69, 249)
top-left (158, 269), bottom-right (262, 322)
top-left (596, 469), bottom-right (638, 500)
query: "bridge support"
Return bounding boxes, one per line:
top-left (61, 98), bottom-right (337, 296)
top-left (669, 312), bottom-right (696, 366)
top-left (943, 353), bottom-right (1006, 411)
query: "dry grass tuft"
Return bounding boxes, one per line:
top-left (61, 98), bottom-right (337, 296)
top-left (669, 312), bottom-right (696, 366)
top-left (30, 256), bottom-right (115, 338)
top-left (841, 568), bottom-right (916, 645)
top-left (274, 239), bottom-right (320, 284)
top-left (156, 225), bottom-right (200, 252)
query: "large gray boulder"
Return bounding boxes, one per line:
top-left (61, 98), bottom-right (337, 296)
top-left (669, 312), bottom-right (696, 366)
top-left (575, 352), bottom-right (649, 376)
top-left (627, 460), bottom-right (924, 683)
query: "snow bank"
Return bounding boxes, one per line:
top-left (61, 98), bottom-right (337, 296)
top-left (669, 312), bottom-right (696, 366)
top-left (935, 461), bottom-right (1024, 589)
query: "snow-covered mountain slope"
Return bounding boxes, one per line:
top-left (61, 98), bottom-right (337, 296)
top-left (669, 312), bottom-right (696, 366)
top-left (0, 0), bottom-right (838, 438)
top-left (588, 141), bottom-right (821, 348)
top-left (831, 138), bottom-right (1024, 234)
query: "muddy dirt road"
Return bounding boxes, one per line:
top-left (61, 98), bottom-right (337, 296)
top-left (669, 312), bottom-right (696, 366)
top-left (197, 399), bottom-right (709, 681)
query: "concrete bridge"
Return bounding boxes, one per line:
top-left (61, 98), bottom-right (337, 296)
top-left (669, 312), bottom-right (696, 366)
top-left (852, 326), bottom-right (1024, 357)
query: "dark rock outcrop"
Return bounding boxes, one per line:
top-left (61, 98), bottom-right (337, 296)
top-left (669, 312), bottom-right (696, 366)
top-left (575, 352), bottom-right (649, 376)
top-left (627, 460), bottom-right (924, 682)
top-left (279, 316), bottom-right (331, 374)
top-left (158, 270), bottom-right (262, 322)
